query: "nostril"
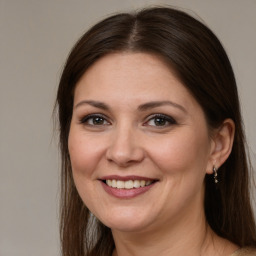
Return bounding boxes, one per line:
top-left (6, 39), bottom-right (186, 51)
top-left (106, 146), bottom-right (145, 166)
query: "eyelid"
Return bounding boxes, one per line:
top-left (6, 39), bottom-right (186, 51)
top-left (78, 113), bottom-right (177, 128)
top-left (143, 113), bottom-right (177, 127)
top-left (79, 113), bottom-right (111, 125)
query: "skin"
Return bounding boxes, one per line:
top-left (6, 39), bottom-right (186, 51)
top-left (68, 52), bottom-right (237, 255)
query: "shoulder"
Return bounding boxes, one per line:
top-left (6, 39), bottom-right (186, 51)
top-left (231, 247), bottom-right (256, 256)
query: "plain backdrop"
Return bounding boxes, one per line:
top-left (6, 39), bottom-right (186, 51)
top-left (0, 0), bottom-right (255, 255)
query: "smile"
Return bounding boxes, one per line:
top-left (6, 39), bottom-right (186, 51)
top-left (105, 179), bottom-right (153, 189)
top-left (100, 176), bottom-right (158, 199)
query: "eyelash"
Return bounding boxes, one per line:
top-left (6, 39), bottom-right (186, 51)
top-left (79, 113), bottom-right (177, 128)
top-left (144, 114), bottom-right (177, 128)
top-left (79, 114), bottom-right (110, 126)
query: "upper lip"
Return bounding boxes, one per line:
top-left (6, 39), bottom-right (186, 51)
top-left (99, 175), bottom-right (158, 182)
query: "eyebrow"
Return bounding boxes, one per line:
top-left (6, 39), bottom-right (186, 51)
top-left (138, 101), bottom-right (187, 113)
top-left (75, 100), bottom-right (187, 113)
top-left (75, 100), bottom-right (109, 110)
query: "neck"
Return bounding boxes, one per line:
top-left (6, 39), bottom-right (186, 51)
top-left (112, 205), bottom-right (209, 256)
top-left (111, 208), bottom-right (237, 256)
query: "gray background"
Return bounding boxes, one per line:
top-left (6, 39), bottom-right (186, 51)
top-left (0, 0), bottom-right (255, 255)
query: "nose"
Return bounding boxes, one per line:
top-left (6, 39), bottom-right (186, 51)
top-left (106, 126), bottom-right (145, 167)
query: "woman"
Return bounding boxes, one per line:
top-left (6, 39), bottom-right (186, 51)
top-left (55, 7), bottom-right (256, 256)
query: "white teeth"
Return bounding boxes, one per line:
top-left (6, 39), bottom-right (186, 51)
top-left (116, 180), bottom-right (125, 189)
top-left (106, 179), bottom-right (153, 189)
top-left (106, 180), bottom-right (112, 186)
top-left (112, 180), bottom-right (117, 188)
top-left (146, 180), bottom-right (151, 186)
top-left (124, 180), bottom-right (133, 189)
top-left (140, 180), bottom-right (146, 187)
top-left (133, 180), bottom-right (141, 188)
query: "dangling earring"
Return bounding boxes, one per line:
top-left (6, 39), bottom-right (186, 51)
top-left (213, 166), bottom-right (218, 183)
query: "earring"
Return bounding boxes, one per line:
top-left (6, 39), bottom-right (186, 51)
top-left (213, 166), bottom-right (218, 183)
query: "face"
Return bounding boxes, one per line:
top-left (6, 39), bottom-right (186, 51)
top-left (68, 52), bottom-right (214, 233)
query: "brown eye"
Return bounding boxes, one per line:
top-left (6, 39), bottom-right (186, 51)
top-left (80, 114), bottom-right (110, 126)
top-left (153, 117), bottom-right (168, 126)
top-left (91, 116), bottom-right (105, 125)
top-left (145, 114), bottom-right (176, 127)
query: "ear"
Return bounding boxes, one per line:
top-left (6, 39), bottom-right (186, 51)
top-left (206, 119), bottom-right (235, 174)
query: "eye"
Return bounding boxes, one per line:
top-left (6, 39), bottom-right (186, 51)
top-left (145, 114), bottom-right (176, 127)
top-left (80, 114), bottom-right (110, 126)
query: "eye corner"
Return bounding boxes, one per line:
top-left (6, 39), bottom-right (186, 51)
top-left (79, 113), bottom-right (111, 126)
top-left (143, 113), bottom-right (177, 128)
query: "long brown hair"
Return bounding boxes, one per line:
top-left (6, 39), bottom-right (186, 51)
top-left (55, 7), bottom-right (256, 256)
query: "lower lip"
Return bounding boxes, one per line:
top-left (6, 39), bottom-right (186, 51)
top-left (101, 181), bottom-right (156, 199)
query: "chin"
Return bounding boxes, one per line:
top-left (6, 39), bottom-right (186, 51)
top-left (107, 220), bottom-right (151, 233)
top-left (96, 209), bottom-right (155, 233)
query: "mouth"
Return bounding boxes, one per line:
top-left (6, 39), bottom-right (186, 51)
top-left (103, 179), bottom-right (155, 189)
top-left (99, 176), bottom-right (158, 199)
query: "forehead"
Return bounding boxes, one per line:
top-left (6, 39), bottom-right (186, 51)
top-left (73, 52), bottom-right (199, 111)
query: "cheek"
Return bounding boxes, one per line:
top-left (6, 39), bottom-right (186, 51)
top-left (68, 129), bottom-right (105, 178)
top-left (148, 128), bottom-right (210, 177)
top-left (68, 128), bottom-right (106, 211)
top-left (147, 129), bottom-right (210, 215)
